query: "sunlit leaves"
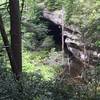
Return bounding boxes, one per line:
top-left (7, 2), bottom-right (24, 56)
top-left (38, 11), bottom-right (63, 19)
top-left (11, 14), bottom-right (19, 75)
top-left (95, 40), bottom-right (100, 47)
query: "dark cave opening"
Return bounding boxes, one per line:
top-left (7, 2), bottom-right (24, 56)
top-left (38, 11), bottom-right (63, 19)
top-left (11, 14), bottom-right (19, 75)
top-left (40, 17), bottom-right (73, 56)
top-left (40, 17), bottom-right (62, 50)
top-left (47, 21), bottom-right (62, 49)
top-left (47, 20), bottom-right (75, 57)
top-left (40, 17), bottom-right (62, 49)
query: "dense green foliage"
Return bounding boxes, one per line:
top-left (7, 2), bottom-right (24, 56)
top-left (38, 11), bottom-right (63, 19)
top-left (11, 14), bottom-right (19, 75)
top-left (0, 0), bottom-right (100, 99)
top-left (46, 0), bottom-right (100, 40)
top-left (0, 68), bottom-right (100, 100)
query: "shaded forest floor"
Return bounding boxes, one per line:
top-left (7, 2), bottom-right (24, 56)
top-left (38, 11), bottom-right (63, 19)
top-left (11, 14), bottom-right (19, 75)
top-left (0, 48), bottom-right (100, 100)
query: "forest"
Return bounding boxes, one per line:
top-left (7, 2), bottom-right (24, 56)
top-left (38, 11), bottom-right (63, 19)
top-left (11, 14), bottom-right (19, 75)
top-left (0, 0), bottom-right (100, 100)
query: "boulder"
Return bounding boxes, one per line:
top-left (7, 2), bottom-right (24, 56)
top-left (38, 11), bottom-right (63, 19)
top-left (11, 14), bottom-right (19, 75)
top-left (42, 9), bottom-right (100, 82)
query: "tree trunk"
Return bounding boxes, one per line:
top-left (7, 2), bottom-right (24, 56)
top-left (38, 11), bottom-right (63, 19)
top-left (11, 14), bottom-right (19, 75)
top-left (9, 0), bottom-right (22, 77)
top-left (0, 15), bottom-right (19, 79)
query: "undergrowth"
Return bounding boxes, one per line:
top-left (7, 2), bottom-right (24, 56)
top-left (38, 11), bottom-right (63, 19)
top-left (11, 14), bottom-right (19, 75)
top-left (0, 50), bottom-right (99, 100)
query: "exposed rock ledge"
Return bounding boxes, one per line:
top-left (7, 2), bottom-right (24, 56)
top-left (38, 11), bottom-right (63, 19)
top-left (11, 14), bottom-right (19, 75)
top-left (42, 9), bottom-right (100, 82)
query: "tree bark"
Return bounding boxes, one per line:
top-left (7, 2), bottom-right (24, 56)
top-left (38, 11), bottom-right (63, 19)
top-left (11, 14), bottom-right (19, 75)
top-left (0, 15), bottom-right (19, 79)
top-left (9, 0), bottom-right (22, 76)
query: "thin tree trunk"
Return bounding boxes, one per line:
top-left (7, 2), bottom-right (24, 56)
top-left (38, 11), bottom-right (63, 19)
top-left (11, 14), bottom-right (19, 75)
top-left (0, 15), bottom-right (19, 79)
top-left (9, 0), bottom-right (22, 76)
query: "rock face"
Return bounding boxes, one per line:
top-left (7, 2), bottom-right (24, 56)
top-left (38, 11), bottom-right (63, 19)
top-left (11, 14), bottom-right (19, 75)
top-left (42, 9), bottom-right (100, 82)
